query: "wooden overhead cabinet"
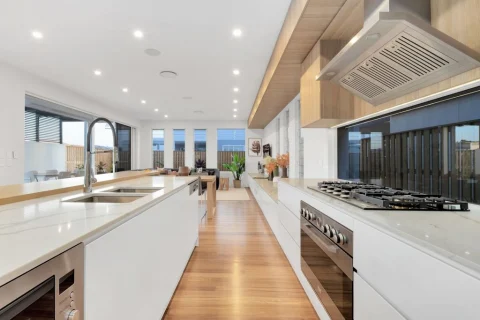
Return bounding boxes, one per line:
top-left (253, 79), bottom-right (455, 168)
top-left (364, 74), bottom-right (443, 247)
top-left (301, 39), bottom-right (355, 128)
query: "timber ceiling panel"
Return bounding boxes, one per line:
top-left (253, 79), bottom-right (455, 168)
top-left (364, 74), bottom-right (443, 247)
top-left (248, 0), bottom-right (348, 128)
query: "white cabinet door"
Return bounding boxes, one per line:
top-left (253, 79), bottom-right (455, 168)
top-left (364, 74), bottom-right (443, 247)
top-left (278, 202), bottom-right (300, 247)
top-left (355, 220), bottom-right (480, 320)
top-left (354, 273), bottom-right (405, 320)
top-left (85, 187), bottom-right (197, 320)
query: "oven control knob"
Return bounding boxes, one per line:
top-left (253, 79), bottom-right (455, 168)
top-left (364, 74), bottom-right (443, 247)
top-left (333, 233), bottom-right (348, 245)
top-left (320, 224), bottom-right (330, 234)
top-left (309, 212), bottom-right (315, 220)
top-left (329, 228), bottom-right (337, 238)
top-left (301, 208), bottom-right (306, 217)
top-left (63, 309), bottom-right (80, 320)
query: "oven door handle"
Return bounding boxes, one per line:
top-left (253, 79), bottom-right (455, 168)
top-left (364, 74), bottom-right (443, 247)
top-left (304, 224), bottom-right (339, 254)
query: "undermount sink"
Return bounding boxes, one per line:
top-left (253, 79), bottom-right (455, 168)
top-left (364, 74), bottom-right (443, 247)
top-left (104, 187), bottom-right (163, 194)
top-left (64, 194), bottom-right (144, 203)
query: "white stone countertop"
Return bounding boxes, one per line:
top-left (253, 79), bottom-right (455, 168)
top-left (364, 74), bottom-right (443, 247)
top-left (0, 175), bottom-right (198, 286)
top-left (279, 178), bottom-right (480, 281)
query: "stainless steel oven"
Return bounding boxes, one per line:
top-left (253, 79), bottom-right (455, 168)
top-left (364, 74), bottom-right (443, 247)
top-left (0, 244), bottom-right (84, 320)
top-left (300, 201), bottom-right (353, 320)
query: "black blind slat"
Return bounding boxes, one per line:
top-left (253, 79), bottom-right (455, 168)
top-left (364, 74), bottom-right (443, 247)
top-left (24, 111), bottom-right (37, 141)
top-left (24, 109), bottom-right (61, 144)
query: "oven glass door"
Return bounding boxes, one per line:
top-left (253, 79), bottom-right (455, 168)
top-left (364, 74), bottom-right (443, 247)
top-left (301, 217), bottom-right (353, 320)
top-left (0, 277), bottom-right (55, 320)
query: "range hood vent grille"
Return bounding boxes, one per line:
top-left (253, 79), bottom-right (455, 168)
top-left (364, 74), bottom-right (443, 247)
top-left (317, 0), bottom-right (480, 106)
top-left (340, 32), bottom-right (458, 102)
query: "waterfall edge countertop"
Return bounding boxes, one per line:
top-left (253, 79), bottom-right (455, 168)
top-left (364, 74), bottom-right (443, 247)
top-left (0, 170), bottom-right (159, 205)
top-left (0, 175), bottom-right (198, 287)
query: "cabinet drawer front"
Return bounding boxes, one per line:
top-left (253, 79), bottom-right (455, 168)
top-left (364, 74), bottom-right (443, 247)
top-left (355, 221), bottom-right (480, 320)
top-left (354, 273), bottom-right (405, 320)
top-left (278, 203), bottom-right (300, 247)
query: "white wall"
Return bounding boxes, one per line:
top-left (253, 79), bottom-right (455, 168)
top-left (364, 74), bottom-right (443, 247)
top-left (302, 128), bottom-right (337, 179)
top-left (0, 61), bottom-right (140, 186)
top-left (139, 120), bottom-right (263, 175)
top-left (263, 94), bottom-right (302, 178)
top-left (24, 141), bottom-right (66, 180)
top-left (262, 93), bottom-right (338, 179)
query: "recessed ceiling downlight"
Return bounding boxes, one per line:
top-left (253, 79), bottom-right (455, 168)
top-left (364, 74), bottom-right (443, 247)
top-left (133, 30), bottom-right (144, 38)
top-left (122, 88), bottom-right (129, 93)
top-left (160, 71), bottom-right (177, 79)
top-left (31, 30), bottom-right (43, 39)
top-left (232, 28), bottom-right (242, 37)
top-left (145, 48), bottom-right (161, 57)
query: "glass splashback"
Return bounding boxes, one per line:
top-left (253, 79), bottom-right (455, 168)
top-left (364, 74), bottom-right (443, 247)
top-left (338, 89), bottom-right (480, 204)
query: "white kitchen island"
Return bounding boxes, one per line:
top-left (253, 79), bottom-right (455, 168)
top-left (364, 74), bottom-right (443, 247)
top-left (0, 175), bottom-right (199, 320)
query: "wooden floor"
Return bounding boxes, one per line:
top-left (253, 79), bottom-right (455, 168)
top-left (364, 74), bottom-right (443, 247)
top-left (163, 189), bottom-right (318, 320)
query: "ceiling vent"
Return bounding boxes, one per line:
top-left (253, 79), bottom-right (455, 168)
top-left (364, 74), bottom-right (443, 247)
top-left (317, 0), bottom-right (480, 105)
top-left (160, 71), bottom-right (177, 79)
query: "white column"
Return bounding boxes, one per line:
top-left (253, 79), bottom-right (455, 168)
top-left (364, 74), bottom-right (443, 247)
top-left (184, 128), bottom-right (194, 168)
top-left (206, 128), bottom-right (217, 169)
top-left (164, 129), bottom-right (173, 168)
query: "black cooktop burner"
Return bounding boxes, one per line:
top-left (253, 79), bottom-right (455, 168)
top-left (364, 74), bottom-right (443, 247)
top-left (310, 181), bottom-right (469, 211)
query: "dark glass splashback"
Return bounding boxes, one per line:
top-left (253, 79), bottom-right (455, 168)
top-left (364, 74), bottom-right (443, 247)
top-left (338, 89), bottom-right (480, 204)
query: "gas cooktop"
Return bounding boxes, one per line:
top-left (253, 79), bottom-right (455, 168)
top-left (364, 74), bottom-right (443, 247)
top-left (307, 181), bottom-right (469, 211)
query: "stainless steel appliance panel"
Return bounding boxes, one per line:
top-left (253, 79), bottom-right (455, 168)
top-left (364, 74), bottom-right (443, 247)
top-left (300, 201), bottom-right (353, 320)
top-left (0, 244), bottom-right (84, 320)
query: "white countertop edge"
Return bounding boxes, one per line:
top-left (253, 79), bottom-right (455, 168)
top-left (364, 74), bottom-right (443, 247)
top-left (277, 180), bottom-right (480, 282)
top-left (0, 177), bottom-right (198, 287)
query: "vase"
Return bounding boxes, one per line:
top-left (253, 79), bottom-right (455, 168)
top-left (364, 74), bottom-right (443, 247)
top-left (274, 167), bottom-right (279, 177)
top-left (280, 167), bottom-right (288, 178)
top-left (233, 180), bottom-right (242, 188)
top-left (268, 172), bottom-right (274, 181)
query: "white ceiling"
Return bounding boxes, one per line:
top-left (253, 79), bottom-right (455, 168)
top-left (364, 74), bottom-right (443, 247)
top-left (0, 0), bottom-right (291, 121)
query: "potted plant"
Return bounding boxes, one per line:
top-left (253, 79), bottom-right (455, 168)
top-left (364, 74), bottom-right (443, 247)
top-left (277, 153), bottom-right (290, 178)
top-left (223, 154), bottom-right (245, 188)
top-left (264, 156), bottom-right (277, 181)
top-left (96, 161), bottom-right (108, 174)
top-left (195, 158), bottom-right (206, 173)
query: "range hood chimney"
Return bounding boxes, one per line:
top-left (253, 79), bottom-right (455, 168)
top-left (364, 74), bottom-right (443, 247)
top-left (317, 0), bottom-right (480, 105)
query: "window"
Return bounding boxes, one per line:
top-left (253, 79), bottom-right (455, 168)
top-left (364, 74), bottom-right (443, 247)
top-left (24, 104), bottom-right (87, 182)
top-left (285, 109), bottom-right (290, 154)
top-left (276, 117), bottom-right (280, 156)
top-left (152, 129), bottom-right (165, 168)
top-left (173, 129), bottom-right (185, 168)
top-left (116, 123), bottom-right (132, 171)
top-left (194, 129), bottom-right (207, 168)
top-left (217, 129), bottom-right (245, 170)
top-left (93, 122), bottom-right (114, 174)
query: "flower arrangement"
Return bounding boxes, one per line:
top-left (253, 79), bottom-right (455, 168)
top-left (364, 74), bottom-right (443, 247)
top-left (264, 156), bottom-right (277, 175)
top-left (276, 153), bottom-right (290, 168)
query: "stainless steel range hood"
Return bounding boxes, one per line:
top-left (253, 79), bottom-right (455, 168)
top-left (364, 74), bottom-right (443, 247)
top-left (317, 0), bottom-right (480, 105)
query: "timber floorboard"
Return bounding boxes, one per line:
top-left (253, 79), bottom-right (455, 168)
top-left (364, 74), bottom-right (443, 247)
top-left (163, 189), bottom-right (318, 320)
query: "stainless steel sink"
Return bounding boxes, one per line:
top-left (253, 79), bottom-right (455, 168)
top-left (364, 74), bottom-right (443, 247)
top-left (64, 194), bottom-right (144, 203)
top-left (104, 187), bottom-right (163, 194)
